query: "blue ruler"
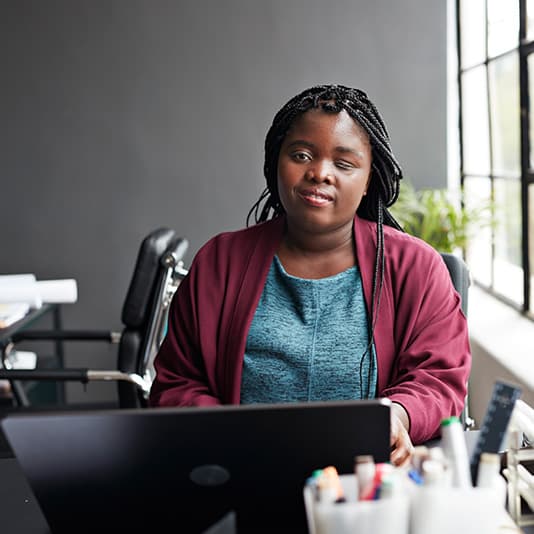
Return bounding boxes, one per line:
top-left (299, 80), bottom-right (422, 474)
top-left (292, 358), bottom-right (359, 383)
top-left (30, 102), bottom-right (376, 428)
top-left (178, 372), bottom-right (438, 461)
top-left (469, 380), bottom-right (522, 485)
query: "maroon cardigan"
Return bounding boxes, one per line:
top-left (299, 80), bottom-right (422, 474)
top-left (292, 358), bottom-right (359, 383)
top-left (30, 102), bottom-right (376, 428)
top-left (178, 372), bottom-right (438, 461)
top-left (149, 215), bottom-right (471, 444)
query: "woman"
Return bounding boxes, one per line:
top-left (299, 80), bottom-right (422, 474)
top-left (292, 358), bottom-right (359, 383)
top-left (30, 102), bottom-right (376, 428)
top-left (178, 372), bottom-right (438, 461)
top-left (149, 84), bottom-right (471, 466)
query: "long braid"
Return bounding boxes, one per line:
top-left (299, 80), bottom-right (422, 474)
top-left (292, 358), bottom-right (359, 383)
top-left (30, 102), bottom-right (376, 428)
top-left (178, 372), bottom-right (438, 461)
top-left (248, 84), bottom-right (404, 399)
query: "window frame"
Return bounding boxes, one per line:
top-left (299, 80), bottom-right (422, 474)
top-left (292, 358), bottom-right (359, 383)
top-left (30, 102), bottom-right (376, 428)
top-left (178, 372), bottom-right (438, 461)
top-left (457, 0), bottom-right (533, 318)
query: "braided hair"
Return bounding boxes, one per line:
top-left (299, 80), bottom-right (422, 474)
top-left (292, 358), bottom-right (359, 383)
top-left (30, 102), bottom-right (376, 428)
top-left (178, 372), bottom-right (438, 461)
top-left (247, 84), bottom-right (405, 397)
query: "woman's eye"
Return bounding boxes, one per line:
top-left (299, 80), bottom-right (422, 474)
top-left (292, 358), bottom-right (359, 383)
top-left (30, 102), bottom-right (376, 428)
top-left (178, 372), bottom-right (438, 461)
top-left (336, 160), bottom-right (355, 170)
top-left (291, 151), bottom-right (311, 162)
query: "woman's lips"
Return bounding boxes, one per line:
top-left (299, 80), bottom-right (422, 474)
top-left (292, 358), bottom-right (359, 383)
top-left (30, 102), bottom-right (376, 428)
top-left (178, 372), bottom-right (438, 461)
top-left (298, 189), bottom-right (333, 207)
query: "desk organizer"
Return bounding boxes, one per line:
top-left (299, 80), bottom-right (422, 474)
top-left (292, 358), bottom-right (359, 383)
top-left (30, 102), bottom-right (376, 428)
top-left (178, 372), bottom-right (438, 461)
top-left (304, 474), bottom-right (409, 534)
top-left (504, 441), bottom-right (534, 528)
top-left (410, 485), bottom-right (506, 534)
top-left (304, 474), bottom-right (508, 534)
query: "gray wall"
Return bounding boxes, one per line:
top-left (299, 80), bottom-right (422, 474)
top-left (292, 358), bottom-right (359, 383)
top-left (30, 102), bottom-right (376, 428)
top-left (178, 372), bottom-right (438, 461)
top-left (1, 0), bottom-right (447, 403)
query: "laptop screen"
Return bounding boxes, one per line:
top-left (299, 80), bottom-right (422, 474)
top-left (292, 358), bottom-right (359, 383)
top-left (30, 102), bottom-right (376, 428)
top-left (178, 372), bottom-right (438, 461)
top-left (2, 399), bottom-right (391, 534)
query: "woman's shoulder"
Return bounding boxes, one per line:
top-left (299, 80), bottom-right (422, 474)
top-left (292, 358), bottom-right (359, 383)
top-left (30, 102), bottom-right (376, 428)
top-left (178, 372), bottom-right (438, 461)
top-left (383, 224), bottom-right (438, 255)
top-left (358, 216), bottom-right (445, 268)
top-left (192, 217), bottom-right (285, 266)
top-left (202, 218), bottom-right (283, 249)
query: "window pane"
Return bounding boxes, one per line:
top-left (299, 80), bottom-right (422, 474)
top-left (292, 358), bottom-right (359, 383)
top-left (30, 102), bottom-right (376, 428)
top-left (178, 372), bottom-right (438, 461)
top-left (493, 178), bottom-right (522, 304)
top-left (460, 0), bottom-right (486, 69)
top-left (461, 67), bottom-right (490, 175)
top-left (464, 176), bottom-right (492, 287)
top-left (530, 185), bottom-right (534, 314)
top-left (527, 0), bottom-right (534, 42)
top-left (528, 53), bottom-right (534, 170)
top-left (488, 53), bottom-right (520, 177)
top-left (487, 0), bottom-right (519, 58)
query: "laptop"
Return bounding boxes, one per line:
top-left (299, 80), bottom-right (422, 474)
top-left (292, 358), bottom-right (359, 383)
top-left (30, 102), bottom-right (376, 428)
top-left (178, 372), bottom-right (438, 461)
top-left (1, 399), bottom-right (391, 534)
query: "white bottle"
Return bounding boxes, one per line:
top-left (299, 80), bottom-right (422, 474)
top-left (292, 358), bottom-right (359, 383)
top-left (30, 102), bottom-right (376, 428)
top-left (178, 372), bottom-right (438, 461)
top-left (440, 416), bottom-right (472, 488)
top-left (476, 452), bottom-right (507, 505)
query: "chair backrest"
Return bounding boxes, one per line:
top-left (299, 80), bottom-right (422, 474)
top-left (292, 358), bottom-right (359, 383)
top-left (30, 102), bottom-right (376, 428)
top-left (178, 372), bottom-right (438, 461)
top-left (440, 252), bottom-right (470, 315)
top-left (116, 229), bottom-right (188, 408)
top-left (440, 252), bottom-right (473, 429)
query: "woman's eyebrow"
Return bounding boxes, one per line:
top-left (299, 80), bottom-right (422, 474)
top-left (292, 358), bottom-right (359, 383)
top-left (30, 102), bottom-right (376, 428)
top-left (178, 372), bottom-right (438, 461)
top-left (285, 140), bottom-right (364, 157)
top-left (285, 139), bottom-right (315, 150)
top-left (335, 146), bottom-right (366, 159)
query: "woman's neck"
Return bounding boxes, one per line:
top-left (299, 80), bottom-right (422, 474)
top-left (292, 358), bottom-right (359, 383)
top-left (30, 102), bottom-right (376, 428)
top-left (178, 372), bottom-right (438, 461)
top-left (277, 223), bottom-right (356, 279)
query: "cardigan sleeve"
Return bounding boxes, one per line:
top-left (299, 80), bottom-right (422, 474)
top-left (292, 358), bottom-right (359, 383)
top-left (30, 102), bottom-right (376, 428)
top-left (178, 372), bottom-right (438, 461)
top-left (380, 246), bottom-right (471, 444)
top-left (148, 243), bottom-right (223, 408)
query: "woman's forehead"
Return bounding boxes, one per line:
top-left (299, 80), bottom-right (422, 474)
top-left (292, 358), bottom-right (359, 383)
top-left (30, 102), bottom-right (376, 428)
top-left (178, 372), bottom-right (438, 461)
top-left (285, 108), bottom-right (370, 144)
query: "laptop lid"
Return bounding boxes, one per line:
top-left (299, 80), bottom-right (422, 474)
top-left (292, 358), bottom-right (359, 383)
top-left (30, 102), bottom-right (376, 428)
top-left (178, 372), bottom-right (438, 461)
top-left (1, 399), bottom-right (391, 534)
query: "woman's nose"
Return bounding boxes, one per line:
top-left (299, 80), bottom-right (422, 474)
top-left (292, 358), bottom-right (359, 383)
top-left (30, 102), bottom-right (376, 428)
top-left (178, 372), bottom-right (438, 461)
top-left (305, 161), bottom-right (334, 183)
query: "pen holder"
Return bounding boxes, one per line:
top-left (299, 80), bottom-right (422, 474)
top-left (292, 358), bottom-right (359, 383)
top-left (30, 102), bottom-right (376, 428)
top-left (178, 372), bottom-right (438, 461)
top-left (409, 484), bottom-right (507, 534)
top-left (304, 474), bottom-right (410, 534)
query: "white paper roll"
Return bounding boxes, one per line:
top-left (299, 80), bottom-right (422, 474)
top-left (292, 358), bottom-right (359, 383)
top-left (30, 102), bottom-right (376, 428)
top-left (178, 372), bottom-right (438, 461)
top-left (36, 279), bottom-right (78, 304)
top-left (0, 278), bottom-right (78, 307)
top-left (0, 284), bottom-right (42, 308)
top-left (0, 274), bottom-right (37, 285)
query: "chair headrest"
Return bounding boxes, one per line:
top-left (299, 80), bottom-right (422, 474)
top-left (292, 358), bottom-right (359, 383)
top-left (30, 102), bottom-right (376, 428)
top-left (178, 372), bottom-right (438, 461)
top-left (121, 228), bottom-right (176, 328)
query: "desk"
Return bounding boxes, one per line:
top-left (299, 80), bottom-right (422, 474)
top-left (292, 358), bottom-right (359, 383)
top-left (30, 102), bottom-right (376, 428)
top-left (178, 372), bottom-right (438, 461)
top-left (0, 304), bottom-right (65, 406)
top-left (0, 451), bottom-right (532, 534)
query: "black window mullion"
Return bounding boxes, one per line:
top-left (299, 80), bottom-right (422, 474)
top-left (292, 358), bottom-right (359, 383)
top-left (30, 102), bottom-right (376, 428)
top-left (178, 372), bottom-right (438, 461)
top-left (456, 0), bottom-right (465, 193)
top-left (520, 0), bottom-right (531, 311)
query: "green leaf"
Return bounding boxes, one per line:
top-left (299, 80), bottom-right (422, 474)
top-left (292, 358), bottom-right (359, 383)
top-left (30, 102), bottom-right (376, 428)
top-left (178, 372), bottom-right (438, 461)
top-left (388, 180), bottom-right (495, 253)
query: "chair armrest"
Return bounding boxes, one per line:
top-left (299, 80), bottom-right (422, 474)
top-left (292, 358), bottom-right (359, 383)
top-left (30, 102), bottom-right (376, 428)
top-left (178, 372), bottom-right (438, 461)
top-left (0, 368), bottom-right (151, 393)
top-left (0, 368), bottom-right (89, 382)
top-left (11, 330), bottom-right (121, 343)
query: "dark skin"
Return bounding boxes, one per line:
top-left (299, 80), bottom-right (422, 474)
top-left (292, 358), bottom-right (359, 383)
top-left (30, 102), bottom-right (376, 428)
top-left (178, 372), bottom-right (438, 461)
top-left (275, 107), bottom-right (414, 467)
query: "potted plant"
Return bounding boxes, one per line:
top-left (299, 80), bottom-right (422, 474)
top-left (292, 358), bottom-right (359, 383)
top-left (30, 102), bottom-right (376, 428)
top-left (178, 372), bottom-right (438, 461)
top-left (389, 181), bottom-right (493, 254)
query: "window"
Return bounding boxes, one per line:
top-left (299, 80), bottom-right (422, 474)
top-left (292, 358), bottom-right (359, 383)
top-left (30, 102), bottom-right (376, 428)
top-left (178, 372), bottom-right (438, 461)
top-left (458, 0), bottom-right (534, 317)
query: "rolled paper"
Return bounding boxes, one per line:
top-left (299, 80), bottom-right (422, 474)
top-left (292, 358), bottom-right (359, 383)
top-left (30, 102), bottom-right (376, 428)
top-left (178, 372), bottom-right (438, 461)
top-left (0, 278), bottom-right (78, 308)
top-left (36, 279), bottom-right (78, 304)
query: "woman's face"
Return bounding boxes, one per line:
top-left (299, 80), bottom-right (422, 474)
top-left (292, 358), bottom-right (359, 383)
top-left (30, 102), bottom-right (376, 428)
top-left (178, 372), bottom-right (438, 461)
top-left (277, 108), bottom-right (372, 236)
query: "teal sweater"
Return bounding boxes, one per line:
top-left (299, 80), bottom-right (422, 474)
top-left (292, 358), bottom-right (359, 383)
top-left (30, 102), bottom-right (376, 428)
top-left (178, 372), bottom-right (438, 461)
top-left (240, 256), bottom-right (377, 403)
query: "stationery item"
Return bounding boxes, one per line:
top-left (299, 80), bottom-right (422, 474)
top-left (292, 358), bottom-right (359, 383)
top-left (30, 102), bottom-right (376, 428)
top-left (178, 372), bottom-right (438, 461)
top-left (4, 349), bottom-right (37, 370)
top-left (0, 278), bottom-right (78, 308)
top-left (0, 302), bottom-right (30, 328)
top-left (410, 485), bottom-right (505, 534)
top-left (0, 274), bottom-right (36, 285)
top-left (510, 399), bottom-right (534, 444)
top-left (354, 455), bottom-right (376, 500)
top-left (476, 452), bottom-right (501, 488)
top-left (316, 466), bottom-right (346, 503)
top-left (304, 473), bottom-right (410, 534)
top-left (421, 459), bottom-right (447, 487)
top-left (411, 445), bottom-right (430, 473)
top-left (470, 381), bottom-right (522, 485)
top-left (440, 416), bottom-right (472, 488)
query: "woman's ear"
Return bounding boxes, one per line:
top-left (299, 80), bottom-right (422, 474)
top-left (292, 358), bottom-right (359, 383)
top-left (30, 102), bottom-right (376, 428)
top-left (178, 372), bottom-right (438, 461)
top-left (363, 176), bottom-right (371, 196)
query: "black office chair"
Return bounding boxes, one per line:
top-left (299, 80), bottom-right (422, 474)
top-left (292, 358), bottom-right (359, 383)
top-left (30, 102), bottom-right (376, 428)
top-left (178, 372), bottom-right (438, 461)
top-left (0, 228), bottom-right (189, 409)
top-left (440, 252), bottom-right (474, 429)
top-left (440, 252), bottom-right (470, 316)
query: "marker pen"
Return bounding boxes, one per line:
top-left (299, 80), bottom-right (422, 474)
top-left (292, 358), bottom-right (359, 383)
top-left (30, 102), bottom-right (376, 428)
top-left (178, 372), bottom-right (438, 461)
top-left (306, 469), bottom-right (323, 502)
top-left (411, 445), bottom-right (430, 474)
top-left (421, 459), bottom-right (447, 487)
top-left (316, 466), bottom-right (346, 503)
top-left (354, 455), bottom-right (375, 501)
